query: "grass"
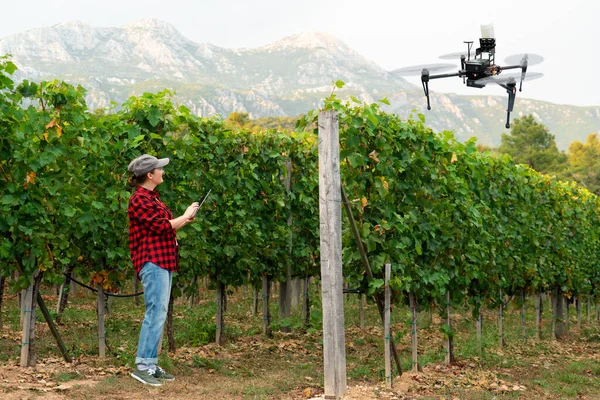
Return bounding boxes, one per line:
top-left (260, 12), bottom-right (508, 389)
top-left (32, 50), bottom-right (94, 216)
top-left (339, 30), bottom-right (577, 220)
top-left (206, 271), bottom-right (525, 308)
top-left (1, 283), bottom-right (600, 399)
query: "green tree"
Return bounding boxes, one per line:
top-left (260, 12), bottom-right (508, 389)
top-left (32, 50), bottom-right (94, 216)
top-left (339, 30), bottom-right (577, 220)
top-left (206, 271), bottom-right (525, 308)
top-left (566, 133), bottom-right (600, 195)
top-left (224, 111), bottom-right (250, 129)
top-left (498, 115), bottom-right (567, 175)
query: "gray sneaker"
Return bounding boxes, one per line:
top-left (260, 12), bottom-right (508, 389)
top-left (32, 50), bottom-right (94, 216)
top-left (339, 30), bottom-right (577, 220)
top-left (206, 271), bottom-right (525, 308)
top-left (153, 365), bottom-right (175, 381)
top-left (131, 367), bottom-right (163, 386)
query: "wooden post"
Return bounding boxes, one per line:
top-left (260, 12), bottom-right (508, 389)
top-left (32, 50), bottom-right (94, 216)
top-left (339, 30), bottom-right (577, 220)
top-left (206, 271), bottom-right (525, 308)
top-left (56, 266), bottom-right (74, 323)
top-left (302, 276), bottom-right (310, 328)
top-left (20, 288), bottom-right (26, 326)
top-left (566, 298), bottom-right (570, 331)
top-left (498, 291), bottom-right (504, 348)
top-left (262, 274), bottom-right (272, 337)
top-left (535, 293), bottom-right (542, 340)
top-left (97, 285), bottom-right (106, 358)
top-left (409, 290), bottom-right (418, 372)
top-left (318, 110), bottom-right (346, 399)
top-left (0, 276), bottom-right (5, 329)
top-left (216, 282), bottom-right (225, 345)
top-left (279, 280), bottom-right (290, 332)
top-left (252, 287), bottom-right (258, 317)
top-left (576, 297), bottom-right (581, 331)
top-left (587, 296), bottom-right (591, 322)
top-left (476, 311), bottom-right (483, 354)
top-left (555, 288), bottom-right (566, 339)
top-left (359, 294), bottom-right (365, 330)
top-left (384, 264), bottom-right (392, 388)
top-left (292, 278), bottom-right (301, 309)
top-left (521, 289), bottom-right (527, 342)
top-left (445, 291), bottom-right (454, 364)
top-left (279, 160), bottom-right (293, 332)
top-left (551, 290), bottom-right (557, 340)
top-left (20, 281), bottom-right (34, 367)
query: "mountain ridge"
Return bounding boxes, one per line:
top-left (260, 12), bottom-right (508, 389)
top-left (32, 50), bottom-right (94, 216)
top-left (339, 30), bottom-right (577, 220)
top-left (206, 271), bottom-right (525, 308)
top-left (1, 18), bottom-right (599, 150)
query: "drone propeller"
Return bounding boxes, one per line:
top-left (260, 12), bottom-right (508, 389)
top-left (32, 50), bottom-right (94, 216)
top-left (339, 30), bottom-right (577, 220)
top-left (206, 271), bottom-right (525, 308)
top-left (504, 53), bottom-right (544, 66)
top-left (439, 51), bottom-right (473, 60)
top-left (390, 63), bottom-right (456, 77)
top-left (478, 72), bottom-right (544, 86)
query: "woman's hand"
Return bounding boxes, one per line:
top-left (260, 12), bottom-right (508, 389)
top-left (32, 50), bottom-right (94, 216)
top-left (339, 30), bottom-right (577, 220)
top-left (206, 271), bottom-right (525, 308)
top-left (184, 202), bottom-right (200, 220)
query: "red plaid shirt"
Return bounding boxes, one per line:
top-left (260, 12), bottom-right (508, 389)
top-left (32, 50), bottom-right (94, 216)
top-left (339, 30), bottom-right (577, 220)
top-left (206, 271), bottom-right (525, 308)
top-left (128, 186), bottom-right (179, 274)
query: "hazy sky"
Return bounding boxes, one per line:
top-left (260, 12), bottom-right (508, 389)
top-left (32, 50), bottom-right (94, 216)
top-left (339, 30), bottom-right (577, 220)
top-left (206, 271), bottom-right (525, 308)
top-left (2, 0), bottom-right (599, 107)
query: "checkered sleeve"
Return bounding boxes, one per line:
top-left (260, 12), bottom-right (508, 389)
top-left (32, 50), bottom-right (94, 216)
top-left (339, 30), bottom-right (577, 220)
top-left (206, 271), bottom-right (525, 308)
top-left (129, 195), bottom-right (174, 236)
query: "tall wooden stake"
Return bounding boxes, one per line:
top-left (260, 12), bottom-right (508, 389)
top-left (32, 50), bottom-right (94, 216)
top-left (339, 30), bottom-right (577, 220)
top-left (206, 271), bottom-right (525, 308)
top-left (262, 274), bottom-right (272, 338)
top-left (302, 276), bottom-right (311, 327)
top-left (576, 297), bottom-right (581, 331)
top-left (216, 282), bottom-right (225, 345)
top-left (359, 294), bottom-right (365, 330)
top-left (0, 276), bottom-right (5, 329)
top-left (476, 311), bottom-right (483, 354)
top-left (318, 110), bottom-right (346, 399)
top-left (498, 290), bottom-right (504, 348)
top-left (20, 280), bottom-right (34, 367)
top-left (409, 290), bottom-right (419, 371)
top-left (535, 292), bottom-right (542, 340)
top-left (252, 287), bottom-right (258, 317)
top-left (97, 285), bottom-right (106, 358)
top-left (521, 289), bottom-right (527, 342)
top-left (384, 264), bottom-right (392, 388)
top-left (445, 290), bottom-right (454, 364)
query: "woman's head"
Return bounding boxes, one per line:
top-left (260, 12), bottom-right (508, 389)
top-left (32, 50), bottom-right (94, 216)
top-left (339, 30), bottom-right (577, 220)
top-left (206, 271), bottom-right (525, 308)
top-left (127, 154), bottom-right (169, 188)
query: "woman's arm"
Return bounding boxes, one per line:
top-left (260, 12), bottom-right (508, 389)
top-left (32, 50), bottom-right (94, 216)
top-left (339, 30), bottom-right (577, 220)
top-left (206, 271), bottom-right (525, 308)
top-left (169, 203), bottom-right (199, 230)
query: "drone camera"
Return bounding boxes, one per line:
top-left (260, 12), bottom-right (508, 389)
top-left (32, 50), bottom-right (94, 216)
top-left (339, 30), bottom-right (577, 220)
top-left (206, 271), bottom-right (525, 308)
top-left (465, 59), bottom-right (488, 73)
top-left (478, 38), bottom-right (496, 53)
top-left (466, 79), bottom-right (486, 89)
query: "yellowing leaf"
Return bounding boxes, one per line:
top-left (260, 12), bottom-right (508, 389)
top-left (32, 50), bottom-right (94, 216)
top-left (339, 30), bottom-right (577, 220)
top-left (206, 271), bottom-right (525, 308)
top-left (368, 150), bottom-right (380, 163)
top-left (361, 197), bottom-right (368, 208)
top-left (451, 153), bottom-right (458, 163)
top-left (26, 171), bottom-right (36, 185)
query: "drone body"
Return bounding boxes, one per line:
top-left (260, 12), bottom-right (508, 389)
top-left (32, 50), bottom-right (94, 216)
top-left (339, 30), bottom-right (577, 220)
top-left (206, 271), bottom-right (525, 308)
top-left (393, 24), bottom-right (544, 128)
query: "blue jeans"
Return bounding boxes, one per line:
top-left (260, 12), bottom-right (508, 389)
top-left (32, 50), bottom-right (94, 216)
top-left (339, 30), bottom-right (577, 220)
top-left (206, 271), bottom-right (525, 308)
top-left (135, 262), bottom-right (172, 366)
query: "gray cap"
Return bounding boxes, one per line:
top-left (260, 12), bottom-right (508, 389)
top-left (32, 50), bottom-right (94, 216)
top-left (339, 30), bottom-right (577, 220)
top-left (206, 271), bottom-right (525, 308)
top-left (128, 154), bottom-right (170, 177)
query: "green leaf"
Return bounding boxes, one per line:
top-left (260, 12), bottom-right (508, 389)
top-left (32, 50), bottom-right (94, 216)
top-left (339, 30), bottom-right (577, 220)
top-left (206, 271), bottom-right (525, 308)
top-left (335, 80), bottom-right (345, 89)
top-left (147, 106), bottom-right (162, 127)
top-left (1, 195), bottom-right (19, 206)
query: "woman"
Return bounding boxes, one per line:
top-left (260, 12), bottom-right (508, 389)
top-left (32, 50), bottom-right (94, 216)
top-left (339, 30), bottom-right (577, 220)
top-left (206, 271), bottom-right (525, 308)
top-left (127, 154), bottom-right (199, 386)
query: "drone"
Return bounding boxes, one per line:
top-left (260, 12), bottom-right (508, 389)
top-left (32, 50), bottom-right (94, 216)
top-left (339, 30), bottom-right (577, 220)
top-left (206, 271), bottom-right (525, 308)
top-left (392, 24), bottom-right (544, 128)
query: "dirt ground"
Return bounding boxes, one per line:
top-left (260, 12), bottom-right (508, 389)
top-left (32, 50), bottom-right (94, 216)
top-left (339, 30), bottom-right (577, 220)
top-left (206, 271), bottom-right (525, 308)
top-left (0, 355), bottom-right (529, 400)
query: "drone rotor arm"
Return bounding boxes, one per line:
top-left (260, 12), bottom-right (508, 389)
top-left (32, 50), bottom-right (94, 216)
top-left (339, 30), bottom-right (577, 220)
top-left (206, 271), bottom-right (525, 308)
top-left (499, 64), bottom-right (522, 71)
top-left (428, 71), bottom-right (463, 80)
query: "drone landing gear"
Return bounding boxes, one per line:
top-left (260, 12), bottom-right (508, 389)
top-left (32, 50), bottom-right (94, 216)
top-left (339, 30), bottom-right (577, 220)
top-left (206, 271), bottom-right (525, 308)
top-left (420, 68), bottom-right (463, 111)
top-left (421, 69), bottom-right (431, 110)
top-left (502, 81), bottom-right (517, 129)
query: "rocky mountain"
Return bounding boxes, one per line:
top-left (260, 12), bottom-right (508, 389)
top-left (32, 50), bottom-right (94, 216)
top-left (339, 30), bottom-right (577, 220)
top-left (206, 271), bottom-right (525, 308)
top-left (1, 18), bottom-right (599, 150)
